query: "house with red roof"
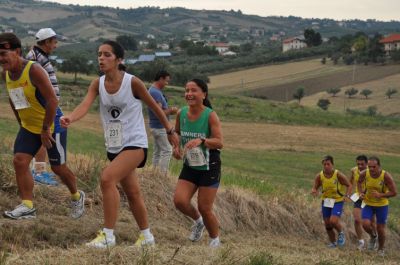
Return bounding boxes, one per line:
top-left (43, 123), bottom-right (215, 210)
top-left (380, 34), bottom-right (400, 54)
top-left (282, 36), bottom-right (307, 52)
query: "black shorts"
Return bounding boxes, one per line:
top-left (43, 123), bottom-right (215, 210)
top-left (107, 146), bottom-right (147, 168)
top-left (179, 152), bottom-right (221, 187)
top-left (14, 127), bottom-right (67, 166)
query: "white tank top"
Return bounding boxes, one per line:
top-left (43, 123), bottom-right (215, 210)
top-left (99, 73), bottom-right (148, 153)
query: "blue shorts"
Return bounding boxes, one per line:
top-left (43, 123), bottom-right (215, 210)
top-left (322, 201), bottom-right (344, 219)
top-left (362, 205), bottom-right (389, 224)
top-left (354, 199), bottom-right (362, 208)
top-left (14, 127), bottom-right (67, 166)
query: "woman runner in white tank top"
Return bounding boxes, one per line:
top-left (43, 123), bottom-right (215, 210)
top-left (61, 40), bottom-right (178, 248)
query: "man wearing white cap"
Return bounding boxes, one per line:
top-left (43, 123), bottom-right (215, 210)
top-left (26, 28), bottom-right (60, 185)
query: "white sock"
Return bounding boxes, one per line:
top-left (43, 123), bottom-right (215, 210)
top-left (141, 228), bottom-right (153, 240)
top-left (359, 239), bottom-right (364, 244)
top-left (103, 228), bottom-right (114, 239)
top-left (210, 236), bottom-right (220, 242)
top-left (195, 216), bottom-right (203, 224)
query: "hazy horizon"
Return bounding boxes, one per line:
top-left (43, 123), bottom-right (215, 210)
top-left (46, 0), bottom-right (400, 21)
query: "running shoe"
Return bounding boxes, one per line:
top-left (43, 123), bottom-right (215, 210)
top-left (378, 249), bottom-right (385, 257)
top-left (357, 239), bottom-right (365, 250)
top-left (189, 221), bottom-right (205, 242)
top-left (134, 233), bottom-right (155, 247)
top-left (337, 231), bottom-right (346, 246)
top-left (34, 171), bottom-right (58, 186)
top-left (3, 204), bottom-right (36, 219)
top-left (327, 242), bottom-right (337, 248)
top-left (70, 190), bottom-right (85, 219)
top-left (209, 237), bottom-right (221, 248)
top-left (86, 230), bottom-right (116, 248)
top-left (368, 235), bottom-right (378, 250)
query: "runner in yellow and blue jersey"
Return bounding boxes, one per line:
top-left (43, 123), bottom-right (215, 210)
top-left (358, 156), bottom-right (397, 256)
top-left (311, 155), bottom-right (352, 248)
top-left (349, 155), bottom-right (376, 250)
top-left (0, 33), bottom-right (85, 220)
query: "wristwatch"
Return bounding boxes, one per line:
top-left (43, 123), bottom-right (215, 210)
top-left (200, 137), bottom-right (206, 145)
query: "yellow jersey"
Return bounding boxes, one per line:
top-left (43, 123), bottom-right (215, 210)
top-left (352, 167), bottom-right (366, 194)
top-left (6, 61), bottom-right (54, 134)
top-left (320, 169), bottom-right (345, 202)
top-left (364, 169), bottom-right (388, 207)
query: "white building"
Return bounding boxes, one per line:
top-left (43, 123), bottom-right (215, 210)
top-left (380, 34), bottom-right (400, 55)
top-left (208, 42), bottom-right (230, 54)
top-left (282, 37), bottom-right (307, 52)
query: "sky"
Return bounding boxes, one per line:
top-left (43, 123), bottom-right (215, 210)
top-left (47, 0), bottom-right (400, 21)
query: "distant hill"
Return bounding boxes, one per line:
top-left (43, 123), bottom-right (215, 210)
top-left (1, 0), bottom-right (400, 47)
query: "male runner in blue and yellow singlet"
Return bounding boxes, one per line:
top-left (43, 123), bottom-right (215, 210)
top-left (358, 156), bottom-right (397, 256)
top-left (311, 155), bottom-right (352, 248)
top-left (0, 32), bottom-right (85, 220)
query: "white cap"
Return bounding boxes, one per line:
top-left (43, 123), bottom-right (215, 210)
top-left (35, 28), bottom-right (57, 41)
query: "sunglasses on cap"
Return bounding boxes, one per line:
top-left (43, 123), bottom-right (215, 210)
top-left (0, 42), bottom-right (21, 50)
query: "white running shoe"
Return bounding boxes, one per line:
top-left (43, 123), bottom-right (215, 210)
top-left (209, 237), bottom-right (221, 248)
top-left (70, 190), bottom-right (85, 219)
top-left (134, 233), bottom-right (155, 247)
top-left (3, 204), bottom-right (36, 220)
top-left (357, 239), bottom-right (365, 250)
top-left (86, 230), bottom-right (116, 249)
top-left (189, 222), bottom-right (205, 242)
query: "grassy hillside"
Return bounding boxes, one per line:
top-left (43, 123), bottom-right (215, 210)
top-left (0, 117), bottom-right (400, 264)
top-left (301, 73), bottom-right (400, 116)
top-left (1, 0), bottom-right (400, 46)
top-left (209, 59), bottom-right (400, 113)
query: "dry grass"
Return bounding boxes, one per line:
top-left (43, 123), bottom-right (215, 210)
top-left (301, 73), bottom-right (400, 116)
top-left (222, 122), bottom-right (400, 156)
top-left (1, 149), bottom-right (400, 264)
top-left (209, 59), bottom-right (340, 94)
top-left (0, 6), bottom-right (73, 24)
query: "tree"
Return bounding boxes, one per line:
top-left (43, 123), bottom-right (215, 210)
top-left (317, 99), bottom-right (331, 110)
top-left (179, 40), bottom-right (193, 49)
top-left (345, 87), bottom-right (358, 98)
top-left (59, 54), bottom-right (92, 84)
top-left (391, 50), bottom-right (400, 62)
top-left (367, 33), bottom-right (384, 62)
top-left (321, 57), bottom-right (326, 64)
top-left (331, 53), bottom-right (340, 65)
top-left (304, 28), bottom-right (322, 47)
top-left (116, 35), bottom-right (138, 51)
top-left (293, 87), bottom-right (305, 103)
top-left (327, 87), bottom-right (341, 97)
top-left (366, 106), bottom-right (377, 116)
top-left (147, 39), bottom-right (157, 50)
top-left (240, 43), bottom-right (253, 53)
top-left (360, 89), bottom-right (372, 99)
top-left (385, 88), bottom-right (398, 99)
